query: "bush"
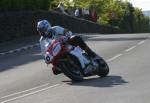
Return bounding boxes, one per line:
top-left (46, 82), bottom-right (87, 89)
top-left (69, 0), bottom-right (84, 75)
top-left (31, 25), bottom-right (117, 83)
top-left (0, 0), bottom-right (51, 11)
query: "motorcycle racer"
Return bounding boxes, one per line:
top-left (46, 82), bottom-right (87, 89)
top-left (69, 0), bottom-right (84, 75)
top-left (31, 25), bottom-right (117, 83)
top-left (37, 20), bottom-right (99, 74)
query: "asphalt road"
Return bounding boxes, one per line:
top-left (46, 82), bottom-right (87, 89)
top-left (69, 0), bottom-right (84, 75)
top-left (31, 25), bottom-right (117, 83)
top-left (0, 33), bottom-right (150, 103)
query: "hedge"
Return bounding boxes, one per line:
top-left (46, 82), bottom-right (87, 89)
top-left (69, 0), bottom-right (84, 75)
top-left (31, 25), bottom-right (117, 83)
top-left (0, 0), bottom-right (50, 11)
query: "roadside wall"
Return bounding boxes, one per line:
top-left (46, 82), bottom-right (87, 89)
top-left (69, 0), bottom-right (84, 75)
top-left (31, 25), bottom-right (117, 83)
top-left (0, 10), bottom-right (122, 42)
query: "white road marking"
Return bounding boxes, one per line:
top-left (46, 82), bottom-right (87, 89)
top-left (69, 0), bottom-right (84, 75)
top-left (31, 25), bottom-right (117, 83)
top-left (22, 47), bottom-right (28, 49)
top-left (107, 39), bottom-right (147, 62)
top-left (15, 48), bottom-right (22, 52)
top-left (138, 40), bottom-right (146, 45)
top-left (8, 50), bottom-right (14, 54)
top-left (0, 53), bottom-right (5, 55)
top-left (0, 43), bottom-right (40, 55)
top-left (107, 54), bottom-right (123, 62)
top-left (0, 84), bottom-right (60, 103)
top-left (0, 83), bottom-right (49, 100)
top-left (125, 46), bottom-right (136, 52)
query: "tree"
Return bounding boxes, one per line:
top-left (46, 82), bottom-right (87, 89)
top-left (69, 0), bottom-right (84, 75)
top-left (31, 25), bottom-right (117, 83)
top-left (133, 8), bottom-right (150, 33)
top-left (50, 0), bottom-right (150, 33)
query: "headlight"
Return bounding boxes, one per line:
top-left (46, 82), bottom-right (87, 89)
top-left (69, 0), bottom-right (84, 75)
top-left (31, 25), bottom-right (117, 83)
top-left (45, 53), bottom-right (53, 64)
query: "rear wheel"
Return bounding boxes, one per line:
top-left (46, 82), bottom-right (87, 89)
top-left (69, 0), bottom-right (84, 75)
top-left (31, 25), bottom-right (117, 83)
top-left (59, 54), bottom-right (84, 82)
top-left (96, 57), bottom-right (109, 77)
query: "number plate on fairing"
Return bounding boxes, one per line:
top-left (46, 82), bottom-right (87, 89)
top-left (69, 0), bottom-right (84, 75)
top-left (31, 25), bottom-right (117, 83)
top-left (52, 43), bottom-right (61, 56)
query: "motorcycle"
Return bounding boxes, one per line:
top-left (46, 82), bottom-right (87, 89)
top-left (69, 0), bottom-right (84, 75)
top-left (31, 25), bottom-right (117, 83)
top-left (45, 36), bottom-right (109, 81)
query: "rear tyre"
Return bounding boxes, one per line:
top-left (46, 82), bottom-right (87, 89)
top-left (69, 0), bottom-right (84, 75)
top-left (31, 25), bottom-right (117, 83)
top-left (96, 57), bottom-right (109, 77)
top-left (59, 54), bottom-right (84, 82)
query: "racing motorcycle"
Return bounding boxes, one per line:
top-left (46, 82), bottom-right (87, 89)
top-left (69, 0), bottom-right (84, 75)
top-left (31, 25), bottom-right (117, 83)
top-left (45, 36), bottom-right (109, 81)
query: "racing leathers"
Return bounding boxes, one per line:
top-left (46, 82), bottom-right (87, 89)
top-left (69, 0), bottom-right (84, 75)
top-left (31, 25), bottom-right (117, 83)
top-left (39, 26), bottom-right (97, 74)
top-left (40, 26), bottom-right (96, 57)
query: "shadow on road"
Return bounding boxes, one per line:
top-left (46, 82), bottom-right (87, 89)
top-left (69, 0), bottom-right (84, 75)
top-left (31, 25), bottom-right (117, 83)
top-left (0, 47), bottom-right (42, 72)
top-left (64, 75), bottom-right (128, 88)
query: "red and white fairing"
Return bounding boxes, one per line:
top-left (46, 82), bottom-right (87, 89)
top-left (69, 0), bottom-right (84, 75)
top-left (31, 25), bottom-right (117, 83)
top-left (45, 36), bottom-right (90, 70)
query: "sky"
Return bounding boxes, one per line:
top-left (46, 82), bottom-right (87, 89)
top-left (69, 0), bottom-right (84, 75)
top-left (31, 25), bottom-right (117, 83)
top-left (129, 0), bottom-right (150, 11)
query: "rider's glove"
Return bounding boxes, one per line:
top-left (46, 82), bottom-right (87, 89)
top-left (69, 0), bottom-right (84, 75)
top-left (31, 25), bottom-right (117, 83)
top-left (60, 31), bottom-right (73, 44)
top-left (57, 36), bottom-right (69, 44)
top-left (65, 31), bottom-right (73, 38)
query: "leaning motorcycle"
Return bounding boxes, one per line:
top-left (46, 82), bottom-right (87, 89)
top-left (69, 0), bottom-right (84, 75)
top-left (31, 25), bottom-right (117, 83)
top-left (45, 36), bottom-right (109, 81)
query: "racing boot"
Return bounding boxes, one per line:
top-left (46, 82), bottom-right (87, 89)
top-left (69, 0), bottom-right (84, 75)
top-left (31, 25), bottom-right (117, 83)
top-left (52, 66), bottom-right (62, 75)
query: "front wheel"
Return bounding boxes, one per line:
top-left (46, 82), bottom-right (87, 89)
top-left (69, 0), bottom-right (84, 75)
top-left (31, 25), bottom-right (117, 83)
top-left (96, 57), bottom-right (109, 77)
top-left (59, 54), bottom-right (84, 82)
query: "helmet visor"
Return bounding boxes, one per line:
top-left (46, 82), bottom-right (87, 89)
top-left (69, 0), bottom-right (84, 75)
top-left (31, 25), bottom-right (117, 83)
top-left (46, 29), bottom-right (53, 38)
top-left (38, 27), bottom-right (48, 36)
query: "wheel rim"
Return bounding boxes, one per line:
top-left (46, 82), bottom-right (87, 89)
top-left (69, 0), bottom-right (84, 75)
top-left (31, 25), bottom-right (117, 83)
top-left (65, 61), bottom-right (83, 76)
top-left (61, 54), bottom-right (83, 77)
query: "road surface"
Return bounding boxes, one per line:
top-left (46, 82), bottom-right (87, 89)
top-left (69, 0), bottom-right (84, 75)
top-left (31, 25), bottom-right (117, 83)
top-left (0, 33), bottom-right (150, 103)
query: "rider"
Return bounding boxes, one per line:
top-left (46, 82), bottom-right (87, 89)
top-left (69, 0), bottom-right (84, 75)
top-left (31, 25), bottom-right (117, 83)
top-left (37, 20), bottom-right (98, 74)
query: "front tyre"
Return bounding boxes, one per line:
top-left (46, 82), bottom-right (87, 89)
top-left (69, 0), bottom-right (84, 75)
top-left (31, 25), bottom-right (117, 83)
top-left (96, 57), bottom-right (109, 77)
top-left (59, 54), bottom-right (84, 82)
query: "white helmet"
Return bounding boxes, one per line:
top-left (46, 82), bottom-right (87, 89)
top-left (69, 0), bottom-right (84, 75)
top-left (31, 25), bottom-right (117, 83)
top-left (37, 20), bottom-right (51, 37)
